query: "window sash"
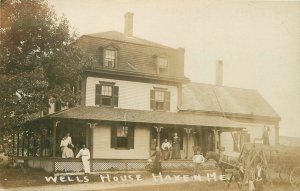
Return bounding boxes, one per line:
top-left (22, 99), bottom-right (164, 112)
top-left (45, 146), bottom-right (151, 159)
top-left (111, 126), bottom-right (134, 149)
top-left (158, 58), bottom-right (168, 68)
top-left (101, 85), bottom-right (112, 96)
top-left (155, 91), bottom-right (164, 102)
top-left (117, 126), bottom-right (128, 137)
top-left (104, 50), bottom-right (116, 68)
top-left (95, 84), bottom-right (118, 107)
top-left (150, 89), bottom-right (170, 111)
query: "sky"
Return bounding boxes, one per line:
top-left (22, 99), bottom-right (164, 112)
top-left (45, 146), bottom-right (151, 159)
top-left (48, 0), bottom-right (300, 137)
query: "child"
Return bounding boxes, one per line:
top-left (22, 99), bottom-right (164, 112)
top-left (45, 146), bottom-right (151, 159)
top-left (151, 146), bottom-right (162, 174)
top-left (193, 151), bottom-right (205, 175)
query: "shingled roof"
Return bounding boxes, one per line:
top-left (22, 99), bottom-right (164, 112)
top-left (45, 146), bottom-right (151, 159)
top-left (85, 31), bottom-right (174, 49)
top-left (47, 106), bottom-right (245, 130)
top-left (181, 83), bottom-right (280, 119)
top-left (77, 31), bottom-right (186, 79)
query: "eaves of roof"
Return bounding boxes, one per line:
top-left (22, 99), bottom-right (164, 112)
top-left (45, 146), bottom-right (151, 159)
top-left (83, 68), bottom-right (190, 84)
top-left (83, 31), bottom-right (176, 50)
top-left (45, 106), bottom-right (246, 131)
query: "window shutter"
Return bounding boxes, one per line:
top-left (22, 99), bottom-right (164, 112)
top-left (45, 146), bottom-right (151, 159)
top-left (150, 90), bottom-right (155, 109)
top-left (111, 126), bottom-right (117, 148)
top-left (128, 126), bottom-right (135, 149)
top-left (113, 86), bottom-right (119, 107)
top-left (164, 91), bottom-right (171, 111)
top-left (95, 84), bottom-right (101, 105)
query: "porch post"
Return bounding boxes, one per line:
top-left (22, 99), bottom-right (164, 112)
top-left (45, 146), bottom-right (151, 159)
top-left (39, 135), bottom-right (43, 157)
top-left (184, 128), bottom-right (192, 159)
top-left (154, 126), bottom-right (163, 149)
top-left (218, 131), bottom-right (222, 154)
top-left (22, 136), bottom-right (24, 156)
top-left (275, 125), bottom-right (279, 145)
top-left (16, 130), bottom-right (19, 157)
top-left (213, 129), bottom-right (219, 152)
top-left (52, 121), bottom-right (60, 157)
top-left (88, 123), bottom-right (97, 159)
top-left (12, 132), bottom-right (15, 157)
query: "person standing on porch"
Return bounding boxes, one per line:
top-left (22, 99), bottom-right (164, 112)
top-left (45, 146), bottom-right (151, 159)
top-left (171, 132), bottom-right (181, 159)
top-left (262, 127), bottom-right (270, 145)
top-left (60, 133), bottom-right (74, 158)
top-left (192, 151), bottom-right (205, 175)
top-left (161, 139), bottom-right (172, 160)
top-left (76, 144), bottom-right (91, 174)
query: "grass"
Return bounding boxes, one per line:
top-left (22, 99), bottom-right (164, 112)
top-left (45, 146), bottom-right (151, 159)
top-left (0, 164), bottom-right (50, 188)
top-left (0, 164), bottom-right (298, 191)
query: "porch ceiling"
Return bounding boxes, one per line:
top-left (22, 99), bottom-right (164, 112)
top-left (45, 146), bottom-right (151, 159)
top-left (46, 106), bottom-right (245, 130)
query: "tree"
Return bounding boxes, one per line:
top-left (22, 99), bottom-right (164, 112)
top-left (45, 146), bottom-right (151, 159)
top-left (0, 0), bottom-right (86, 134)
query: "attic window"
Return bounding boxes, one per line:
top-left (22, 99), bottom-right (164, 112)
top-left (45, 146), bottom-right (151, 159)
top-left (157, 57), bottom-right (168, 75)
top-left (104, 49), bottom-right (117, 68)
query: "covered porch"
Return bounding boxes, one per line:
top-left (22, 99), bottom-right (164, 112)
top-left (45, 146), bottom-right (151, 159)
top-left (13, 106), bottom-right (246, 173)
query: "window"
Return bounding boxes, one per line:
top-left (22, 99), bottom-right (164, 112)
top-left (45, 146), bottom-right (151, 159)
top-left (104, 49), bottom-right (117, 68)
top-left (95, 82), bottom-right (119, 107)
top-left (150, 89), bottom-right (171, 111)
top-left (157, 57), bottom-right (168, 74)
top-left (111, 126), bottom-right (134, 149)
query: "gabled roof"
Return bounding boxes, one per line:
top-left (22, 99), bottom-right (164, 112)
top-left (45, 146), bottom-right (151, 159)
top-left (47, 106), bottom-right (245, 131)
top-left (181, 82), bottom-right (280, 119)
top-left (85, 31), bottom-right (174, 49)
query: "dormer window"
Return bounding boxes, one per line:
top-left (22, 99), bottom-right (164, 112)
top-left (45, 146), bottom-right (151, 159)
top-left (104, 49), bottom-right (117, 68)
top-left (157, 57), bottom-right (168, 75)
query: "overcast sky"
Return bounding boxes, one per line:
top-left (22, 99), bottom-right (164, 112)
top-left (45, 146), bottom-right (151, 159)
top-left (48, 0), bottom-right (300, 137)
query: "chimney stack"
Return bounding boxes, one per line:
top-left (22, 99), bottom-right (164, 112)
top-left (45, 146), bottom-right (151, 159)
top-left (124, 12), bottom-right (134, 37)
top-left (216, 60), bottom-right (223, 86)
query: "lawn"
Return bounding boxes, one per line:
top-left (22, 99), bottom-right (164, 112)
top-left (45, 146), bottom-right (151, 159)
top-left (0, 164), bottom-right (297, 191)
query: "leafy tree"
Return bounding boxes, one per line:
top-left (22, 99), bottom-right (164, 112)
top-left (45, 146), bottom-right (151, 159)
top-left (0, 0), bottom-right (86, 135)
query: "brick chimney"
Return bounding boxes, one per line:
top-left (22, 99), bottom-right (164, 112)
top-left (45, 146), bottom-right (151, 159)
top-left (124, 12), bottom-right (134, 37)
top-left (216, 60), bottom-right (223, 86)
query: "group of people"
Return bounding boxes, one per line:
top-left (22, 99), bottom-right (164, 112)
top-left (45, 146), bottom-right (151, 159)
top-left (60, 133), bottom-right (91, 174)
top-left (151, 132), bottom-right (206, 175)
top-left (160, 132), bottom-right (182, 160)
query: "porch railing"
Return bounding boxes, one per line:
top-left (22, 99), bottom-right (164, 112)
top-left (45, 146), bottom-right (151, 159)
top-left (20, 157), bottom-right (200, 173)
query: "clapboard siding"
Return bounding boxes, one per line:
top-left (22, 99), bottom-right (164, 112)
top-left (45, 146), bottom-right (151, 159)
top-left (93, 124), bottom-right (150, 159)
top-left (86, 77), bottom-right (178, 112)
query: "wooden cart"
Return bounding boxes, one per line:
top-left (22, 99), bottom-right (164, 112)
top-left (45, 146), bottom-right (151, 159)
top-left (222, 143), bottom-right (300, 190)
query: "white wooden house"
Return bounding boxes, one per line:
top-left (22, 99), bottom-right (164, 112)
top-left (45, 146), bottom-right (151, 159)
top-left (14, 13), bottom-right (280, 173)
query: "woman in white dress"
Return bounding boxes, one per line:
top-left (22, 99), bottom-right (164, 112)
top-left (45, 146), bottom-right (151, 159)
top-left (60, 133), bottom-right (74, 158)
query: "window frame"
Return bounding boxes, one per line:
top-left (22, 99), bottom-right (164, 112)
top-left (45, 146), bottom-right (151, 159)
top-left (95, 81), bottom-right (119, 107)
top-left (150, 87), bottom-right (171, 111)
top-left (103, 49), bottom-right (117, 68)
top-left (111, 125), bottom-right (134, 149)
top-left (156, 56), bottom-right (169, 75)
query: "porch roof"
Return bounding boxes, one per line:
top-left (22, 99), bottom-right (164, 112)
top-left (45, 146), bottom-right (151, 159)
top-left (46, 106), bottom-right (245, 130)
